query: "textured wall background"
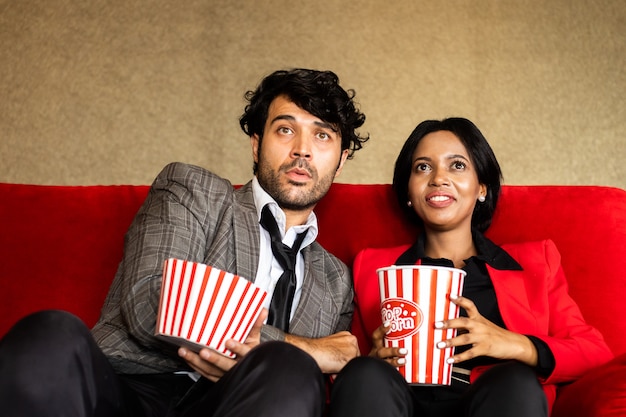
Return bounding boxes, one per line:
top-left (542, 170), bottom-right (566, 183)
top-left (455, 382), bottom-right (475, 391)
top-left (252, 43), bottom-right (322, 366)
top-left (1, 0), bottom-right (624, 188)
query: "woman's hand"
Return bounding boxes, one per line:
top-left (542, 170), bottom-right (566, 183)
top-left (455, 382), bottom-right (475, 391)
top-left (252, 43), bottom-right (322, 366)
top-left (368, 322), bottom-right (408, 367)
top-left (437, 295), bottom-right (538, 366)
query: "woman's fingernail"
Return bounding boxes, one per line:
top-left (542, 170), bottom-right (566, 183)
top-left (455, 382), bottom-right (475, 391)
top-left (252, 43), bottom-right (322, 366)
top-left (434, 321), bottom-right (444, 329)
top-left (397, 358), bottom-right (406, 365)
top-left (383, 321), bottom-right (391, 327)
top-left (398, 348), bottom-right (408, 355)
top-left (446, 357), bottom-right (455, 364)
top-left (437, 341), bottom-right (447, 349)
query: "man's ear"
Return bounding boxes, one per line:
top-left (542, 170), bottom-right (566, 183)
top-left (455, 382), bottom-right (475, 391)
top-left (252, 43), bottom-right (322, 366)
top-left (334, 149), bottom-right (350, 177)
top-left (250, 134), bottom-right (260, 164)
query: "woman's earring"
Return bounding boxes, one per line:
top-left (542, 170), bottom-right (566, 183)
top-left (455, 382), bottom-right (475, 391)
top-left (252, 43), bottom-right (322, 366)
top-left (407, 201), bottom-right (413, 207)
top-left (478, 195), bottom-right (486, 203)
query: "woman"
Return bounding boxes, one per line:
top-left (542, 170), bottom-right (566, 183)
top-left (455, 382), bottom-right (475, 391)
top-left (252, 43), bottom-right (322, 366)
top-left (329, 118), bottom-right (612, 417)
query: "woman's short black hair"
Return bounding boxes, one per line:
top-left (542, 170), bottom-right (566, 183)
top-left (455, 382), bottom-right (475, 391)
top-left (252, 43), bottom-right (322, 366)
top-left (239, 68), bottom-right (369, 172)
top-left (392, 117), bottom-right (503, 233)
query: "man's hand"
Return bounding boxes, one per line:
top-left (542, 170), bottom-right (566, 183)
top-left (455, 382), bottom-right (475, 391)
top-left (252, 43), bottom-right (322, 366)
top-left (224, 308), bottom-right (268, 357)
top-left (285, 331), bottom-right (359, 374)
top-left (178, 308), bottom-right (268, 382)
top-left (178, 346), bottom-right (235, 382)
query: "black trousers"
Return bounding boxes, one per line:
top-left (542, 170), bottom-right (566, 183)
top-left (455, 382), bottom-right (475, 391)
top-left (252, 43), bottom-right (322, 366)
top-left (0, 310), bottom-right (325, 417)
top-left (328, 356), bottom-right (548, 417)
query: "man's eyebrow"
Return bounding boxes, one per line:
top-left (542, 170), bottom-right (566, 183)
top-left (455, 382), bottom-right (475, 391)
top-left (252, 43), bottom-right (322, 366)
top-left (314, 120), bottom-right (338, 132)
top-left (270, 114), bottom-right (296, 124)
top-left (270, 114), bottom-right (338, 133)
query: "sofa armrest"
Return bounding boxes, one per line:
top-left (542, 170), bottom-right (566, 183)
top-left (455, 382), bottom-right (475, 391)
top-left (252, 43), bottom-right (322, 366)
top-left (551, 352), bottom-right (626, 417)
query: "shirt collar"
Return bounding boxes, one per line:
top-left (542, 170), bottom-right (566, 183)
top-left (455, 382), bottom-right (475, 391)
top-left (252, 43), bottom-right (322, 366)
top-left (251, 176), bottom-right (318, 246)
top-left (472, 231), bottom-right (523, 270)
top-left (396, 230), bottom-right (522, 271)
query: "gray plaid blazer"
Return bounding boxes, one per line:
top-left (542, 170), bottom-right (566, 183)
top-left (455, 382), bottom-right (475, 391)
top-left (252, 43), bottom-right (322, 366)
top-left (92, 162), bottom-right (353, 374)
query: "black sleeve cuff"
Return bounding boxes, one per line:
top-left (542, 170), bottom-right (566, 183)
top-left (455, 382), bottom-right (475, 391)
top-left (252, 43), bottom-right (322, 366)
top-left (527, 335), bottom-right (556, 377)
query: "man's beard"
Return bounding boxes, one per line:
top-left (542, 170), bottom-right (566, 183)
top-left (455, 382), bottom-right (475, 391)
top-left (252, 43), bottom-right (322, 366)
top-left (257, 158), bottom-right (337, 211)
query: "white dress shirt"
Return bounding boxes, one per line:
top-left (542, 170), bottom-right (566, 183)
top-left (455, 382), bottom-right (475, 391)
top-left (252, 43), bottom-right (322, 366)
top-left (251, 176), bottom-right (318, 323)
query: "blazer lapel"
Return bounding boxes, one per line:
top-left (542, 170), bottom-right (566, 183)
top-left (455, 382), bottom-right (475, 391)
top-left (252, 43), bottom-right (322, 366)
top-left (232, 182), bottom-right (261, 282)
top-left (289, 246), bottom-right (323, 335)
top-left (487, 264), bottom-right (539, 334)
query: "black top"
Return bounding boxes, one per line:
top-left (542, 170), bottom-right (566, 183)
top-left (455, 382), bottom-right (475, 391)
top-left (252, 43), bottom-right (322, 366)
top-left (395, 231), bottom-right (555, 376)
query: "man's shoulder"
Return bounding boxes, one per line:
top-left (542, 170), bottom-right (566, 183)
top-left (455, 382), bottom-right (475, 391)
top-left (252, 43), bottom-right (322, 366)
top-left (153, 162), bottom-right (253, 199)
top-left (156, 162), bottom-right (232, 188)
top-left (147, 162), bottom-right (255, 215)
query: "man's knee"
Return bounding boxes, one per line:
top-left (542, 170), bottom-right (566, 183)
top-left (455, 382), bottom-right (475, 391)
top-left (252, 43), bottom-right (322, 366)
top-left (0, 310), bottom-right (105, 410)
top-left (0, 310), bottom-right (97, 383)
top-left (1, 310), bottom-right (90, 355)
top-left (335, 356), bottom-right (398, 387)
top-left (209, 341), bottom-right (326, 417)
top-left (246, 341), bottom-right (322, 382)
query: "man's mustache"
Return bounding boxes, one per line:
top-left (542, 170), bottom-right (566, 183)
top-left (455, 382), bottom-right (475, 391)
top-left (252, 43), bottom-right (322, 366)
top-left (282, 159), bottom-right (314, 177)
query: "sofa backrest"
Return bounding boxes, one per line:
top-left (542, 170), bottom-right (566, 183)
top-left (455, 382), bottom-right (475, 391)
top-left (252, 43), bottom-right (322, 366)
top-left (1, 182), bottom-right (625, 356)
top-left (0, 183), bottom-right (150, 336)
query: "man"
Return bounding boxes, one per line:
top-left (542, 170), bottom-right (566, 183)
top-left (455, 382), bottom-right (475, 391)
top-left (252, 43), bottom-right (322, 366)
top-left (0, 68), bottom-right (369, 416)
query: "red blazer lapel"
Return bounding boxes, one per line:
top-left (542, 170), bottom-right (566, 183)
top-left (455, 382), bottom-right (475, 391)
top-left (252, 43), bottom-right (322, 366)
top-left (486, 264), bottom-right (540, 335)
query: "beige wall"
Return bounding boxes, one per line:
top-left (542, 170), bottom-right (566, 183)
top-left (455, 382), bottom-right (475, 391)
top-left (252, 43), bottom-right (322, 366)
top-left (1, 0), bottom-right (624, 188)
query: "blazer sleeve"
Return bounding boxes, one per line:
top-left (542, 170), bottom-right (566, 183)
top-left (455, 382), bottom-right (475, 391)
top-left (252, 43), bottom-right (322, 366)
top-left (115, 162), bottom-right (234, 348)
top-left (507, 240), bottom-right (613, 384)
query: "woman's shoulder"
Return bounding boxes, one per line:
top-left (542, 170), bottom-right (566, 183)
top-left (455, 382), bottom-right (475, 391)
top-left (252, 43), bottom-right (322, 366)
top-left (354, 244), bottom-right (412, 261)
top-left (352, 244), bottom-right (413, 278)
top-left (499, 239), bottom-right (562, 268)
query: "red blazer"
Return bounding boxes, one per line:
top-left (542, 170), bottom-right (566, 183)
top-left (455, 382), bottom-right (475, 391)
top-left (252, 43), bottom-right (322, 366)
top-left (351, 239), bottom-right (613, 410)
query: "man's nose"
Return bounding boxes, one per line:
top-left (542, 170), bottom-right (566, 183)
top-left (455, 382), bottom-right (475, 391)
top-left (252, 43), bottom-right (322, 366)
top-left (291, 135), bottom-right (312, 159)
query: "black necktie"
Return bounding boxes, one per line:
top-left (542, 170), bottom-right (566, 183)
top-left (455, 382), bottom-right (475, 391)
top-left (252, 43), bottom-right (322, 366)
top-left (260, 205), bottom-right (307, 332)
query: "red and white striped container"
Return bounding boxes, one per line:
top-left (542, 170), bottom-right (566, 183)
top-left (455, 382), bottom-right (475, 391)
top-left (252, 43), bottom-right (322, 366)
top-left (156, 259), bottom-right (267, 358)
top-left (378, 265), bottom-right (465, 385)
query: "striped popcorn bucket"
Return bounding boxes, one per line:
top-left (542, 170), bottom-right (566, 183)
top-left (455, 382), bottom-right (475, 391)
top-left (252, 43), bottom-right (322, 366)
top-left (378, 265), bottom-right (465, 385)
top-left (156, 259), bottom-right (267, 358)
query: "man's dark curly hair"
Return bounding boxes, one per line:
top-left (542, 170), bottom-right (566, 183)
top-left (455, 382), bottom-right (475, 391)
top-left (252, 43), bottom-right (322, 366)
top-left (239, 68), bottom-right (369, 171)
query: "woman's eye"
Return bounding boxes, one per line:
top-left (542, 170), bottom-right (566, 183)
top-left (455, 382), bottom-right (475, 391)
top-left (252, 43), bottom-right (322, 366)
top-left (415, 163), bottom-right (431, 172)
top-left (452, 161), bottom-right (466, 170)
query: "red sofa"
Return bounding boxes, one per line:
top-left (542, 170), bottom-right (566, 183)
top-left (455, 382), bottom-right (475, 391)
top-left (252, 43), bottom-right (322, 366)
top-left (1, 181), bottom-right (625, 415)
